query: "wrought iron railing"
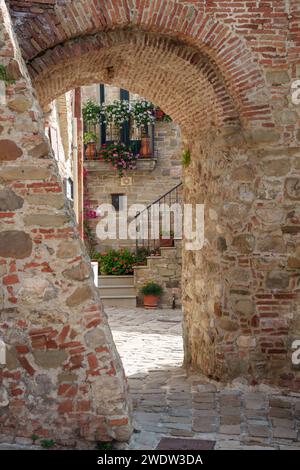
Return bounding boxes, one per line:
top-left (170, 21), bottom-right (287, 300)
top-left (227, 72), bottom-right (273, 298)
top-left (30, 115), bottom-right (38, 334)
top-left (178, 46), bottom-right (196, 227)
top-left (134, 182), bottom-right (183, 256)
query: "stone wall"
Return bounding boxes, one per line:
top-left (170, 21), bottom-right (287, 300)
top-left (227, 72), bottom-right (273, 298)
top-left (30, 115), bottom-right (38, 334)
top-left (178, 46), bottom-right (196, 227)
top-left (183, 127), bottom-right (300, 390)
top-left (134, 242), bottom-right (182, 309)
top-left (3, 0), bottom-right (300, 392)
top-left (0, 0), bottom-right (131, 446)
top-left (85, 120), bottom-right (182, 252)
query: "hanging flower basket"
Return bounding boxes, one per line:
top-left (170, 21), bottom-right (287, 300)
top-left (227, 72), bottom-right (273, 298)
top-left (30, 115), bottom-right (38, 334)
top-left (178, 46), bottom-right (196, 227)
top-left (86, 209), bottom-right (97, 219)
top-left (98, 142), bottom-right (139, 177)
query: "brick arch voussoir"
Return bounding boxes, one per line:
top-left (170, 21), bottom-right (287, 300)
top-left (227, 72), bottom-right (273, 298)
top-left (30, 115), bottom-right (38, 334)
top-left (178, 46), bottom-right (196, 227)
top-left (9, 0), bottom-right (274, 128)
top-left (30, 31), bottom-right (240, 135)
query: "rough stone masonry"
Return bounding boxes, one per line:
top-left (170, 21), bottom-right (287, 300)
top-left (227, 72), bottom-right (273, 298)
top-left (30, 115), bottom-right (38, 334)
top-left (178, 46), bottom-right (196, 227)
top-left (0, 0), bottom-right (132, 446)
top-left (0, 0), bottom-right (300, 445)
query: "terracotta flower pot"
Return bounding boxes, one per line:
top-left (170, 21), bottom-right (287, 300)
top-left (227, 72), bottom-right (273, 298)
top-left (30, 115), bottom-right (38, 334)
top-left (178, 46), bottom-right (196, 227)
top-left (160, 237), bottom-right (174, 247)
top-left (140, 136), bottom-right (151, 158)
top-left (155, 109), bottom-right (164, 121)
top-left (143, 295), bottom-right (160, 309)
top-left (85, 142), bottom-right (96, 160)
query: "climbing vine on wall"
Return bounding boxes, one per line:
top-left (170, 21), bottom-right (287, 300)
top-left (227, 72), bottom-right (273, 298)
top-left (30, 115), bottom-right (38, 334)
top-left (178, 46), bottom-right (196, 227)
top-left (83, 167), bottom-right (97, 257)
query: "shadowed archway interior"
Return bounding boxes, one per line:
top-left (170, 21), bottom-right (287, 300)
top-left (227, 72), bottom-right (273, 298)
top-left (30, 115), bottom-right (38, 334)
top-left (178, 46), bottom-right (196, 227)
top-left (0, 0), bottom-right (299, 449)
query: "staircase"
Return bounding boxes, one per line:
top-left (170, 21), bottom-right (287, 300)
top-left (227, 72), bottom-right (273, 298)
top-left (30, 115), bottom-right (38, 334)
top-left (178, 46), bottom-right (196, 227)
top-left (98, 182), bottom-right (183, 309)
top-left (133, 182), bottom-right (183, 308)
top-left (134, 242), bottom-right (182, 308)
top-left (98, 275), bottom-right (136, 308)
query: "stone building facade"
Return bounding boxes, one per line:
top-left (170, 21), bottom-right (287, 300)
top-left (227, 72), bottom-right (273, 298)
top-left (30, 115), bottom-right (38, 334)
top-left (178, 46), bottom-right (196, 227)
top-left (0, 1), bottom-right (132, 446)
top-left (0, 0), bottom-right (300, 446)
top-left (82, 83), bottom-right (182, 253)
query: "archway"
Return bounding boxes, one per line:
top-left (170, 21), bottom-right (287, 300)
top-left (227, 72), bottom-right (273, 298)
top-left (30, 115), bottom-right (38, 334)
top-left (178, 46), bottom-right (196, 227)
top-left (1, 0), bottom-right (299, 447)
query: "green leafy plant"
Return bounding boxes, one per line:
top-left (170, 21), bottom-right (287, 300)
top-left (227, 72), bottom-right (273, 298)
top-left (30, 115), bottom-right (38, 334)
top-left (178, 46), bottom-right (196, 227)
top-left (134, 247), bottom-right (151, 265)
top-left (98, 249), bottom-right (137, 275)
top-left (99, 142), bottom-right (139, 177)
top-left (163, 114), bottom-right (172, 123)
top-left (82, 98), bottom-right (156, 131)
top-left (83, 220), bottom-right (96, 256)
top-left (140, 282), bottom-right (163, 297)
top-left (84, 131), bottom-right (97, 145)
top-left (82, 100), bottom-right (101, 128)
top-left (182, 148), bottom-right (191, 168)
top-left (103, 100), bottom-right (131, 128)
top-left (31, 434), bottom-right (39, 443)
top-left (40, 439), bottom-right (56, 449)
top-left (96, 441), bottom-right (114, 451)
top-left (0, 65), bottom-right (15, 85)
top-left (160, 230), bottom-right (174, 238)
top-left (155, 107), bottom-right (172, 123)
top-left (132, 100), bottom-right (155, 128)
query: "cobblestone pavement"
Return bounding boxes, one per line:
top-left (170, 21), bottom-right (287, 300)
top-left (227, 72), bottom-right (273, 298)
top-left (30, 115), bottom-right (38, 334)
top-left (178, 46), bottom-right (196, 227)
top-left (107, 307), bottom-right (300, 450)
top-left (1, 307), bottom-right (299, 451)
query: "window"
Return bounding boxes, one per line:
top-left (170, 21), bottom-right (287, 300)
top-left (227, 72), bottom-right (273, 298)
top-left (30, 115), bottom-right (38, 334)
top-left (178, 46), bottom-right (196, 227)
top-left (66, 178), bottom-right (74, 201)
top-left (111, 194), bottom-right (125, 212)
top-left (98, 84), bottom-right (154, 157)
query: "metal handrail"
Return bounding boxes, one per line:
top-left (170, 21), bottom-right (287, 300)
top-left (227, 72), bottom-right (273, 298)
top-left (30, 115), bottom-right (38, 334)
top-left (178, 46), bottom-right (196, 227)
top-left (134, 182), bottom-right (183, 255)
top-left (133, 182), bottom-right (183, 220)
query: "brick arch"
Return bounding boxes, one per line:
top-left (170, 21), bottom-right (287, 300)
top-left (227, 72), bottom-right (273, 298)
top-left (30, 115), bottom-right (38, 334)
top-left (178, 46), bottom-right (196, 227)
top-left (9, 0), bottom-right (273, 128)
top-left (31, 31), bottom-right (239, 134)
top-left (3, 0), bottom-right (299, 409)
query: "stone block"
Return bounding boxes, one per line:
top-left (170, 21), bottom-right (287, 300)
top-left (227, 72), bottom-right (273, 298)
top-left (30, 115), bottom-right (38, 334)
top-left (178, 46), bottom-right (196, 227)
top-left (33, 350), bottom-right (67, 369)
top-left (235, 299), bottom-right (254, 317)
top-left (0, 188), bottom-right (24, 211)
top-left (287, 257), bottom-right (300, 269)
top-left (56, 241), bottom-right (80, 259)
top-left (8, 95), bottom-right (32, 113)
top-left (246, 128), bottom-right (280, 145)
top-left (0, 230), bottom-right (32, 259)
top-left (84, 328), bottom-right (106, 349)
top-left (66, 285), bottom-right (94, 307)
top-left (232, 234), bottom-right (255, 254)
top-left (248, 423), bottom-right (270, 438)
top-left (24, 214), bottom-right (70, 227)
top-left (220, 424), bottom-right (241, 435)
top-left (26, 194), bottom-right (65, 209)
top-left (266, 271), bottom-right (290, 290)
top-left (266, 70), bottom-right (290, 84)
top-left (63, 262), bottom-right (91, 281)
top-left (285, 178), bottom-right (300, 200)
top-left (217, 317), bottom-right (239, 332)
top-left (232, 165), bottom-right (254, 181)
top-left (0, 166), bottom-right (51, 181)
top-left (0, 140), bottom-right (22, 161)
top-left (273, 428), bottom-right (297, 440)
top-left (28, 141), bottom-right (50, 158)
top-left (237, 335), bottom-right (256, 348)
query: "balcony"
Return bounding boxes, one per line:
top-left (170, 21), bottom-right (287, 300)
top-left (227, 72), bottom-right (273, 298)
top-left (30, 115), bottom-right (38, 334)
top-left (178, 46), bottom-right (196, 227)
top-left (84, 156), bottom-right (157, 174)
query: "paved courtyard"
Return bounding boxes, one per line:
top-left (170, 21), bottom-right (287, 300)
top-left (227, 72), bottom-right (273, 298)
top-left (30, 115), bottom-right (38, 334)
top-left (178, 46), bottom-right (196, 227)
top-left (107, 307), bottom-right (300, 450)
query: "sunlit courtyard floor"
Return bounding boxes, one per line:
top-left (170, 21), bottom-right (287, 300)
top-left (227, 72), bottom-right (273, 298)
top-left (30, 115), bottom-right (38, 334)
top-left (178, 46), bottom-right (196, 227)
top-left (107, 307), bottom-right (300, 450)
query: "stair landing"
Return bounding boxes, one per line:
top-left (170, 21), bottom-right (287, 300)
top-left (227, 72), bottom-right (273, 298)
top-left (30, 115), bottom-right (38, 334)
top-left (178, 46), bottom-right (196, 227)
top-left (98, 275), bottom-right (136, 307)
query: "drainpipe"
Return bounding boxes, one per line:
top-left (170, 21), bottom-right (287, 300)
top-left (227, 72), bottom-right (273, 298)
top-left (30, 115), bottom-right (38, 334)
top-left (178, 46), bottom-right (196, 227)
top-left (73, 87), bottom-right (84, 240)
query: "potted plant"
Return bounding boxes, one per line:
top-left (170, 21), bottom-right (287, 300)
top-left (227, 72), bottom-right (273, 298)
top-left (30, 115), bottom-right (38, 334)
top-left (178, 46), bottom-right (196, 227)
top-left (84, 132), bottom-right (97, 160)
top-left (132, 100), bottom-right (155, 158)
top-left (98, 249), bottom-right (136, 275)
top-left (99, 142), bottom-right (139, 177)
top-left (140, 282), bottom-right (163, 309)
top-left (159, 230), bottom-right (174, 247)
top-left (139, 129), bottom-right (151, 158)
top-left (155, 107), bottom-right (165, 121)
top-left (132, 247), bottom-right (150, 267)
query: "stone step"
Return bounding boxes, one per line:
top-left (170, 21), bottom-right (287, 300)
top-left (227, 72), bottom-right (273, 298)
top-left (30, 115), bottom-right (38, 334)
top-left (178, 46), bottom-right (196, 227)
top-left (99, 285), bottom-right (136, 297)
top-left (101, 295), bottom-right (137, 308)
top-left (98, 275), bottom-right (134, 287)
